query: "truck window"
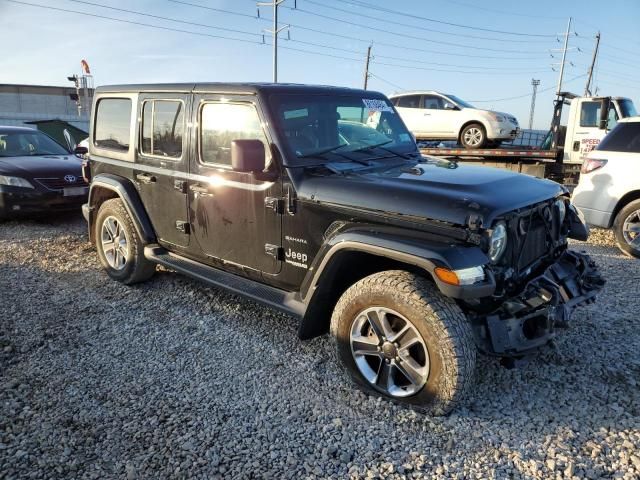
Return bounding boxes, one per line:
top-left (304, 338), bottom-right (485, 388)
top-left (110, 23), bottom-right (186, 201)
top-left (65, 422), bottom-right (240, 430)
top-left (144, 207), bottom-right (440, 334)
top-left (579, 101), bottom-right (601, 128)
top-left (94, 98), bottom-right (132, 152)
top-left (140, 100), bottom-right (184, 159)
top-left (597, 123), bottom-right (640, 153)
top-left (607, 107), bottom-right (619, 130)
top-left (200, 103), bottom-right (265, 166)
top-left (396, 95), bottom-right (421, 109)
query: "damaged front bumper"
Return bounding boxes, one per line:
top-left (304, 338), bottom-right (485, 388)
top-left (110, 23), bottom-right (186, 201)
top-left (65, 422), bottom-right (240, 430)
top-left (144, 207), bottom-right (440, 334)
top-left (473, 250), bottom-right (605, 356)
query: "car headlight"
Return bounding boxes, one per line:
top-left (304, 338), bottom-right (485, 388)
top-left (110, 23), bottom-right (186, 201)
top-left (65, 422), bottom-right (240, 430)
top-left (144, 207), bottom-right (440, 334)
top-left (0, 175), bottom-right (34, 189)
top-left (555, 198), bottom-right (567, 223)
top-left (489, 222), bottom-right (508, 262)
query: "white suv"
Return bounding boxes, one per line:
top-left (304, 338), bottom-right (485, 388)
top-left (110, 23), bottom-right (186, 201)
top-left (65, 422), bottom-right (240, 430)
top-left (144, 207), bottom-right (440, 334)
top-left (389, 91), bottom-right (519, 149)
top-left (573, 117), bottom-right (640, 258)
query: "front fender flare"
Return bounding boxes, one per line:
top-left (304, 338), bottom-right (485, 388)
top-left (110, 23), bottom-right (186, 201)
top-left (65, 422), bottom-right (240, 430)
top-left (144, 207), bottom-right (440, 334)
top-left (301, 231), bottom-right (495, 303)
top-left (87, 173), bottom-right (156, 244)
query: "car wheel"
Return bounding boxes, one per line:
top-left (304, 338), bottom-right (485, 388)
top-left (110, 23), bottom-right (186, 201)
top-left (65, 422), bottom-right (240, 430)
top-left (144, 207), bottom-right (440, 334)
top-left (460, 123), bottom-right (487, 149)
top-left (330, 270), bottom-right (476, 415)
top-left (613, 199), bottom-right (640, 258)
top-left (95, 198), bottom-right (156, 284)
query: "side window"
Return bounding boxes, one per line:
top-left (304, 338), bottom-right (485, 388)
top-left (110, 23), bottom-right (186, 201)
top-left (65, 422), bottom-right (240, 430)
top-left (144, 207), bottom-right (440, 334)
top-left (423, 95), bottom-right (444, 110)
top-left (94, 98), bottom-right (132, 151)
top-left (140, 100), bottom-right (184, 159)
top-left (396, 95), bottom-right (421, 109)
top-left (580, 101), bottom-right (602, 128)
top-left (607, 107), bottom-right (619, 130)
top-left (200, 103), bottom-right (266, 166)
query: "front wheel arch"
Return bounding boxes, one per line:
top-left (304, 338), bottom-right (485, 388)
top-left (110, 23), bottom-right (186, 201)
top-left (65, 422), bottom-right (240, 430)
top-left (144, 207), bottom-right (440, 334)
top-left (458, 121), bottom-right (488, 149)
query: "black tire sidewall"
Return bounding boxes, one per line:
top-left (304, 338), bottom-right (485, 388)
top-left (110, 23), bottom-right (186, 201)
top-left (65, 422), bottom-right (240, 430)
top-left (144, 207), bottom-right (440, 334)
top-left (613, 200), bottom-right (640, 258)
top-left (461, 123), bottom-right (486, 149)
top-left (95, 199), bottom-right (145, 283)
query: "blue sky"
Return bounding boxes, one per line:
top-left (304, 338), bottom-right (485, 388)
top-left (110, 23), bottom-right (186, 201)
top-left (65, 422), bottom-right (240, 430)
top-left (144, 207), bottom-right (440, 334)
top-left (1, 0), bottom-right (638, 129)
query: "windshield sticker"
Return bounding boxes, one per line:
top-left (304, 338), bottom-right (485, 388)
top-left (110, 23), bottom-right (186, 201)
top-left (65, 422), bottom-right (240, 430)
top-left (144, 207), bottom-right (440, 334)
top-left (362, 99), bottom-right (394, 113)
top-left (284, 108), bottom-right (308, 120)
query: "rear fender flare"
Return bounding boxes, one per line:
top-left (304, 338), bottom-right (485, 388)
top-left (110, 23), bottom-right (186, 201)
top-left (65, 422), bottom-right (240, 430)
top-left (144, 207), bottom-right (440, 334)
top-left (87, 174), bottom-right (156, 244)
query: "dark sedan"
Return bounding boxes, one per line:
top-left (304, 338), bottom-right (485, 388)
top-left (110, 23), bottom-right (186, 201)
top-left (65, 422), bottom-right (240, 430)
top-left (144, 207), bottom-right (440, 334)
top-left (0, 126), bottom-right (88, 219)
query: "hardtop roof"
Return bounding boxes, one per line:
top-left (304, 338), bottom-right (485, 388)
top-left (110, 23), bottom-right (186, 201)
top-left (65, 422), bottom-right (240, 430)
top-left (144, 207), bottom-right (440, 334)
top-left (95, 82), bottom-right (385, 97)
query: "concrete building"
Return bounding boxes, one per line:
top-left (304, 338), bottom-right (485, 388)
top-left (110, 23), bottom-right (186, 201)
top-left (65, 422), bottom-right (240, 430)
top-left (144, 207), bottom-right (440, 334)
top-left (0, 83), bottom-right (92, 132)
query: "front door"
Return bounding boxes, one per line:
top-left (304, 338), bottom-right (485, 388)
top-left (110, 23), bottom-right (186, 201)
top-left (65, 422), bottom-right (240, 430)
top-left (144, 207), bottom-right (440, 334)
top-left (568, 99), bottom-right (608, 163)
top-left (188, 94), bottom-right (282, 274)
top-left (134, 94), bottom-right (191, 248)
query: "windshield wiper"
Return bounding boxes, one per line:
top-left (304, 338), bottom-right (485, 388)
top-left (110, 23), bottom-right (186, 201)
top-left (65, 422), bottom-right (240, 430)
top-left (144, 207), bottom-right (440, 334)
top-left (349, 139), bottom-right (393, 153)
top-left (298, 143), bottom-right (348, 158)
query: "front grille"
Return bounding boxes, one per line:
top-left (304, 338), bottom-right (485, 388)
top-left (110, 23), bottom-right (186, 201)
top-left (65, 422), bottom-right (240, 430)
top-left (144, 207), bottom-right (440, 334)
top-left (35, 177), bottom-right (88, 190)
top-left (517, 222), bottom-right (548, 270)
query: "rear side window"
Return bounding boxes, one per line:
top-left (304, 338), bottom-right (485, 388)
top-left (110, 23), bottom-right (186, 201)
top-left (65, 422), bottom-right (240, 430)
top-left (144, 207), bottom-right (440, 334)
top-left (396, 95), bottom-right (421, 109)
top-left (597, 123), bottom-right (640, 153)
top-left (200, 103), bottom-right (265, 166)
top-left (94, 98), bottom-right (132, 151)
top-left (140, 100), bottom-right (184, 159)
top-left (580, 101), bottom-right (601, 128)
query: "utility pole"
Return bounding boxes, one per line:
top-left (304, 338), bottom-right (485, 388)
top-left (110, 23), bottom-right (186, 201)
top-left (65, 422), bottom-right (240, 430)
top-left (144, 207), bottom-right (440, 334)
top-left (555, 17), bottom-right (572, 97)
top-left (257, 0), bottom-right (289, 83)
top-left (363, 45), bottom-right (372, 90)
top-left (529, 79), bottom-right (540, 129)
top-left (584, 32), bottom-right (601, 96)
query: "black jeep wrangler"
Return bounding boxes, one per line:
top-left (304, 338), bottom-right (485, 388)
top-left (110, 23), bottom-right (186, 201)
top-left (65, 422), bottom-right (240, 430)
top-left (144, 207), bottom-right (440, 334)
top-left (82, 83), bottom-right (603, 414)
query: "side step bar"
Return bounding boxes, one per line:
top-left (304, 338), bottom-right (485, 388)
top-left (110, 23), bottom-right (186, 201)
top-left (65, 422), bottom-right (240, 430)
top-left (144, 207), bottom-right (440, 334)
top-left (144, 245), bottom-right (306, 318)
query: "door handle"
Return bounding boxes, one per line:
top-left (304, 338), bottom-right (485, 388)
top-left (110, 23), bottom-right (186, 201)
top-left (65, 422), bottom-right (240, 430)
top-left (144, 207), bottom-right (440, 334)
top-left (136, 173), bottom-right (156, 184)
top-left (423, 113), bottom-right (431, 116)
top-left (190, 183), bottom-right (214, 197)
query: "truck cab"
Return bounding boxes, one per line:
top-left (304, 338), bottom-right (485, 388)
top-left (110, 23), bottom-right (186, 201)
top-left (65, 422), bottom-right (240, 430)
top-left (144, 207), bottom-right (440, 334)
top-left (557, 94), bottom-right (637, 164)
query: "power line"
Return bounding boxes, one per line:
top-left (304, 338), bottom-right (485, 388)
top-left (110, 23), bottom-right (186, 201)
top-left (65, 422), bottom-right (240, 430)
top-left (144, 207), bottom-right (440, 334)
top-left (3, 0), bottom-right (262, 43)
top-left (314, 0), bottom-right (558, 37)
top-left (300, 0), bottom-right (553, 44)
top-left (280, 3), bottom-right (552, 54)
top-left (174, 0), bottom-right (550, 61)
top-left (438, 0), bottom-right (564, 20)
top-left (368, 72), bottom-right (404, 92)
top-left (469, 74), bottom-right (587, 102)
top-left (371, 60), bottom-right (553, 76)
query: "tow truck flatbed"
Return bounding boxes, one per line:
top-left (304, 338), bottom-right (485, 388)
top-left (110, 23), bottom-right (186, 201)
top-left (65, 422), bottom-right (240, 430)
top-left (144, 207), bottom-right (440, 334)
top-left (419, 147), bottom-right (559, 160)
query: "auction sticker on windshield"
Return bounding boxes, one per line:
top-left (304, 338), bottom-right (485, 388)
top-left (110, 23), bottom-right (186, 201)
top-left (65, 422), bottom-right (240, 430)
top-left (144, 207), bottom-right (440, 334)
top-left (362, 99), bottom-right (394, 112)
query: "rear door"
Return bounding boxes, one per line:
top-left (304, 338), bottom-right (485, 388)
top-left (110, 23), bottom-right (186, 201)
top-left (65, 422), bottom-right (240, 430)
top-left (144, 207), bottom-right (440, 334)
top-left (394, 95), bottom-right (428, 137)
top-left (188, 93), bottom-right (282, 274)
top-left (134, 94), bottom-right (191, 248)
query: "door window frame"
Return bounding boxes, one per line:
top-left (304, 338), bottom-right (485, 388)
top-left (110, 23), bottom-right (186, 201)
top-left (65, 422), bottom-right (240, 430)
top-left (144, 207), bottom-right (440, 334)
top-left (197, 99), bottom-right (271, 169)
top-left (138, 98), bottom-right (186, 162)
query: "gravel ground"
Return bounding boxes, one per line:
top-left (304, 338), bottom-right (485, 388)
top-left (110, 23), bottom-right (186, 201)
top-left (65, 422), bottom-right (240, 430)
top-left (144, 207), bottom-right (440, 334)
top-left (1, 214), bottom-right (639, 479)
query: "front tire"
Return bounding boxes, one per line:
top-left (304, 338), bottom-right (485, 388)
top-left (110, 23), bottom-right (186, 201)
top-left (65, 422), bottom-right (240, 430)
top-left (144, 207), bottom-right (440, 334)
top-left (613, 199), bottom-right (640, 258)
top-left (330, 270), bottom-right (476, 415)
top-left (95, 198), bottom-right (156, 284)
top-left (460, 123), bottom-right (487, 149)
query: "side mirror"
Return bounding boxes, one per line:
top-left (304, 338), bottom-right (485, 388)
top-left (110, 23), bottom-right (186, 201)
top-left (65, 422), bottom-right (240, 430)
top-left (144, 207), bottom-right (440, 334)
top-left (231, 139), bottom-right (265, 173)
top-left (74, 145), bottom-right (88, 155)
top-left (444, 102), bottom-right (457, 110)
top-left (599, 98), bottom-right (611, 130)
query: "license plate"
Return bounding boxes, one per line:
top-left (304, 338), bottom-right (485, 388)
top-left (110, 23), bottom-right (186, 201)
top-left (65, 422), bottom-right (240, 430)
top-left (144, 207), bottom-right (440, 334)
top-left (63, 187), bottom-right (88, 197)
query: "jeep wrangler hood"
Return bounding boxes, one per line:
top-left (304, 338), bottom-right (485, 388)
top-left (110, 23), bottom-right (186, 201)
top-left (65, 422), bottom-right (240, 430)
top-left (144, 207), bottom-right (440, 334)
top-left (299, 161), bottom-right (564, 227)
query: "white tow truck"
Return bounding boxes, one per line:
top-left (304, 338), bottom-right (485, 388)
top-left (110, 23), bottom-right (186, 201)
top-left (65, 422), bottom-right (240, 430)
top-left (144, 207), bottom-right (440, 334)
top-left (418, 92), bottom-right (637, 186)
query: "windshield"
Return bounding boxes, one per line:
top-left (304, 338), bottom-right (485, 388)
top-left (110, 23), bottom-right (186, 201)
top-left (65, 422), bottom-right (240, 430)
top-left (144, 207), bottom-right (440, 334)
top-left (618, 99), bottom-right (638, 118)
top-left (443, 94), bottom-right (475, 109)
top-left (0, 130), bottom-right (69, 157)
top-left (269, 94), bottom-right (418, 165)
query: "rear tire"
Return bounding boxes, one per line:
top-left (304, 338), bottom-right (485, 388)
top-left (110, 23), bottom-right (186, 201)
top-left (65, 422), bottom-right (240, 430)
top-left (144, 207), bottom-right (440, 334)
top-left (95, 198), bottom-right (156, 284)
top-left (330, 270), bottom-right (476, 415)
top-left (613, 199), bottom-right (640, 258)
top-left (460, 123), bottom-right (487, 149)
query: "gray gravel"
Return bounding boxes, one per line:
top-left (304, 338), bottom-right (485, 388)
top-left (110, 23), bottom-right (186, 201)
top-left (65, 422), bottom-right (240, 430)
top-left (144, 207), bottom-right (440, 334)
top-left (1, 214), bottom-right (639, 479)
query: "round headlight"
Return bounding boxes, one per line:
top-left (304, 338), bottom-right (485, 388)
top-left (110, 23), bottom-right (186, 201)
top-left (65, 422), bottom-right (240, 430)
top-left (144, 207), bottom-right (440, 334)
top-left (555, 198), bottom-right (567, 223)
top-left (489, 222), bottom-right (508, 262)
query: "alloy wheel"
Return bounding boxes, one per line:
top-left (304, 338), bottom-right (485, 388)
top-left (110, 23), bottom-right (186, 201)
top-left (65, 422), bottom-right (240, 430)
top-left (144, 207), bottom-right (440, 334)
top-left (350, 306), bottom-right (429, 397)
top-left (622, 209), bottom-right (640, 250)
top-left (463, 127), bottom-right (483, 147)
top-left (100, 216), bottom-right (129, 270)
